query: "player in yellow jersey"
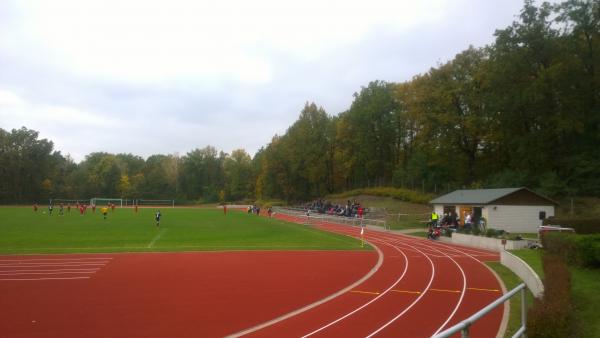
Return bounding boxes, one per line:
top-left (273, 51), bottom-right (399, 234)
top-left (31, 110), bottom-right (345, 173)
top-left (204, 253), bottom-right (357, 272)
top-left (101, 206), bottom-right (109, 220)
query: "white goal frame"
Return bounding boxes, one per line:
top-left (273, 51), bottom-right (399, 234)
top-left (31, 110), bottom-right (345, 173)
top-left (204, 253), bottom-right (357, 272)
top-left (90, 198), bottom-right (123, 206)
top-left (50, 198), bottom-right (90, 205)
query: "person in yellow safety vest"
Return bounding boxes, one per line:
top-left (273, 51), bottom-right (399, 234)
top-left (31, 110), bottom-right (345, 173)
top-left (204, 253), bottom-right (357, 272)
top-left (431, 212), bottom-right (439, 226)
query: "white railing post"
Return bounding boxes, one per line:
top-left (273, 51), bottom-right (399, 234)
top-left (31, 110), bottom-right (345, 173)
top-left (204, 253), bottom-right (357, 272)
top-left (521, 287), bottom-right (527, 338)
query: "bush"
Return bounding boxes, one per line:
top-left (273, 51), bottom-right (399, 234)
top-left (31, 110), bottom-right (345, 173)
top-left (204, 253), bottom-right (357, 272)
top-left (573, 235), bottom-right (600, 268)
top-left (543, 218), bottom-right (600, 234)
top-left (485, 228), bottom-right (498, 237)
top-left (527, 254), bottom-right (572, 337)
top-left (254, 199), bottom-right (285, 208)
top-left (542, 233), bottom-right (600, 268)
top-left (327, 187), bottom-right (434, 204)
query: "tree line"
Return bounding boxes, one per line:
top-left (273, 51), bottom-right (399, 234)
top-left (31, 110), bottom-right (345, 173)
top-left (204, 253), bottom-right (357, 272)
top-left (1, 0), bottom-right (598, 204)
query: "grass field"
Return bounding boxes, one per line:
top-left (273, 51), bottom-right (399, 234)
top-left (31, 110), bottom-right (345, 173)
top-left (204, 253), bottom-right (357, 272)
top-left (0, 207), bottom-right (367, 254)
top-left (486, 262), bottom-right (534, 337)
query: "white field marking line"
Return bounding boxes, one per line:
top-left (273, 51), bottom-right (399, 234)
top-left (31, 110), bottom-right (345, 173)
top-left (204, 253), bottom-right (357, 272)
top-left (382, 238), bottom-right (469, 337)
top-left (0, 268), bottom-right (99, 273)
top-left (363, 237), bottom-right (437, 338)
top-left (225, 240), bottom-right (384, 338)
top-left (0, 263), bottom-right (108, 268)
top-left (147, 228), bottom-right (168, 248)
top-left (0, 257), bottom-right (113, 262)
top-left (301, 236), bottom-right (411, 338)
top-left (0, 271), bottom-right (98, 276)
top-left (0, 276), bottom-right (90, 281)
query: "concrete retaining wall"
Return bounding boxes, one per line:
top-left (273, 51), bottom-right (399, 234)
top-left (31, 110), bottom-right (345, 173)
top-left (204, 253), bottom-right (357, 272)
top-left (450, 232), bottom-right (531, 252)
top-left (447, 233), bottom-right (544, 298)
top-left (501, 251), bottom-right (544, 298)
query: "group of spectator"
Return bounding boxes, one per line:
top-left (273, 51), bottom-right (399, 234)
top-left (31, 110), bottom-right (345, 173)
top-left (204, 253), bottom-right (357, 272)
top-left (304, 199), bottom-right (367, 218)
top-left (430, 211), bottom-right (484, 230)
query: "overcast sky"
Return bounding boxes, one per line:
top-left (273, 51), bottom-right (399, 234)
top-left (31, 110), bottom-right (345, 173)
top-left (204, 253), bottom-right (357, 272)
top-left (1, 0), bottom-right (537, 162)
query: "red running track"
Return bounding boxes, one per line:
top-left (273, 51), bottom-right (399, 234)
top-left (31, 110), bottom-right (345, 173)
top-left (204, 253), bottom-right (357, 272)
top-left (232, 214), bottom-right (504, 338)
top-left (1, 216), bottom-right (503, 338)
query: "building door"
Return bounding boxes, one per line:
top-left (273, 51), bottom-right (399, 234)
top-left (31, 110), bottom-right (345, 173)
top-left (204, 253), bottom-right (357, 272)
top-left (473, 207), bottom-right (482, 228)
top-left (460, 207), bottom-right (472, 226)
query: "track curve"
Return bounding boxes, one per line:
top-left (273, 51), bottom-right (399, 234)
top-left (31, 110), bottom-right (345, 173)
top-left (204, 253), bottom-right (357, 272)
top-left (231, 215), bottom-right (503, 338)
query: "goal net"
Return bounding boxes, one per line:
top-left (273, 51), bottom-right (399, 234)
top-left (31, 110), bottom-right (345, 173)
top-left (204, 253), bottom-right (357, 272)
top-left (90, 198), bottom-right (123, 206)
top-left (136, 199), bottom-right (175, 208)
top-left (49, 198), bottom-right (90, 205)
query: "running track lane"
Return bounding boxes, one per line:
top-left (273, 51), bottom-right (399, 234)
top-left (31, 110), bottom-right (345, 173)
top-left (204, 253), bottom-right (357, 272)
top-left (233, 215), bottom-right (503, 338)
top-left (0, 251), bottom-right (377, 338)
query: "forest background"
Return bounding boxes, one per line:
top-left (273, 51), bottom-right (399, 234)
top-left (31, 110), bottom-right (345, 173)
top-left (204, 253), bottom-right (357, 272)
top-left (1, 1), bottom-right (598, 204)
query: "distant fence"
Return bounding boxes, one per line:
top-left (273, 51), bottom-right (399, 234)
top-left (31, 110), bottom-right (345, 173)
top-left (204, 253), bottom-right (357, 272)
top-left (272, 207), bottom-right (387, 229)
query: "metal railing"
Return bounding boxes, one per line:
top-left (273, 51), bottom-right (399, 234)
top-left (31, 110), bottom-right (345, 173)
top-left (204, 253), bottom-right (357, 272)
top-left (273, 207), bottom-right (387, 229)
top-left (432, 283), bottom-right (528, 338)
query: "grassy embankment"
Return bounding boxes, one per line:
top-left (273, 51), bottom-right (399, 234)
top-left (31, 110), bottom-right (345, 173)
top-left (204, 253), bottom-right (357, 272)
top-left (326, 187), bottom-right (433, 230)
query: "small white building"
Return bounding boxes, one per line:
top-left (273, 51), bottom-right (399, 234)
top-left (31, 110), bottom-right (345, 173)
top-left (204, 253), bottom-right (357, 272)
top-left (430, 187), bottom-right (557, 233)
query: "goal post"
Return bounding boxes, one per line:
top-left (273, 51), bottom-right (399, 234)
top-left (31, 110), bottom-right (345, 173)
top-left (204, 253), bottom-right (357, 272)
top-left (49, 198), bottom-right (91, 205)
top-left (90, 198), bottom-right (123, 206)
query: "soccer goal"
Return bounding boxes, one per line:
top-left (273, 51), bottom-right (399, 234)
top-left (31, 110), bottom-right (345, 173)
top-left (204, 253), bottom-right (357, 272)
top-left (136, 199), bottom-right (175, 208)
top-left (49, 198), bottom-right (90, 205)
top-left (90, 198), bottom-right (123, 206)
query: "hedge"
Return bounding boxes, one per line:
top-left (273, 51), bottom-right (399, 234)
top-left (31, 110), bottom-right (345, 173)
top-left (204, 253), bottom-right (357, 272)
top-left (543, 218), bottom-right (600, 234)
top-left (541, 233), bottom-right (600, 269)
top-left (527, 254), bottom-right (573, 337)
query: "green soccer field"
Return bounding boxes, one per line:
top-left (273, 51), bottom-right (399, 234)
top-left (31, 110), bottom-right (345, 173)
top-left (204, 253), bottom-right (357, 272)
top-left (0, 207), bottom-right (367, 254)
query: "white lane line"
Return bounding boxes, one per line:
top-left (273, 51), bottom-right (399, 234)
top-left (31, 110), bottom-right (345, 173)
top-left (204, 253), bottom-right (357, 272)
top-left (387, 238), bottom-right (468, 337)
top-left (147, 229), bottom-right (168, 248)
top-left (363, 236), bottom-right (437, 338)
top-left (225, 240), bottom-right (385, 338)
top-left (0, 257), bottom-right (113, 262)
top-left (0, 276), bottom-right (90, 281)
top-left (301, 237), bottom-right (410, 338)
top-left (0, 261), bottom-right (110, 265)
top-left (0, 268), bottom-right (99, 273)
top-left (405, 239), bottom-right (503, 335)
top-left (0, 271), bottom-right (98, 276)
top-left (0, 263), bottom-right (107, 268)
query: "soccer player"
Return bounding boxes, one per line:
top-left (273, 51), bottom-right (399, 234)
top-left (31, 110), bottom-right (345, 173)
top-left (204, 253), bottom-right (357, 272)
top-left (111, 203), bottom-right (116, 213)
top-left (33, 203), bottom-right (38, 212)
top-left (92, 204), bottom-right (96, 213)
top-left (48, 204), bottom-right (53, 215)
top-left (101, 206), bottom-right (108, 220)
top-left (67, 204), bottom-right (71, 214)
top-left (223, 204), bottom-right (227, 215)
top-left (155, 210), bottom-right (161, 227)
top-left (59, 203), bottom-right (64, 216)
top-left (134, 204), bottom-right (138, 213)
